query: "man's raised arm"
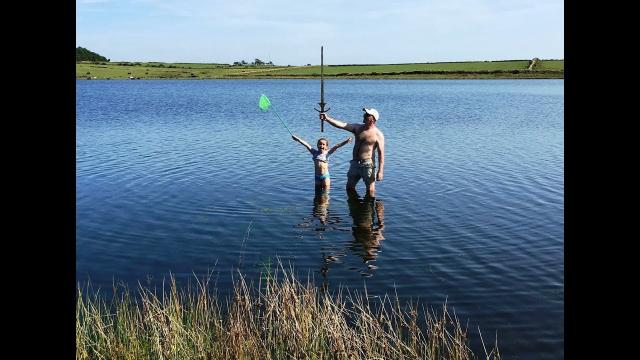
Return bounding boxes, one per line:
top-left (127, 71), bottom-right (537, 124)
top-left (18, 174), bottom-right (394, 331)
top-left (320, 113), bottom-right (357, 133)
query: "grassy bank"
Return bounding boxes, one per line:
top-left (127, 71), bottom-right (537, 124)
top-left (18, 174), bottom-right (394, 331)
top-left (77, 265), bottom-right (500, 359)
top-left (77, 59), bottom-right (563, 80)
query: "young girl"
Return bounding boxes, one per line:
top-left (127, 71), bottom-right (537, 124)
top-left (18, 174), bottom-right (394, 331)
top-left (292, 134), bottom-right (352, 189)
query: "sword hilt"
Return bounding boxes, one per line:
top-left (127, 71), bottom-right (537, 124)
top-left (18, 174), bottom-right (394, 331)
top-left (314, 105), bottom-right (330, 132)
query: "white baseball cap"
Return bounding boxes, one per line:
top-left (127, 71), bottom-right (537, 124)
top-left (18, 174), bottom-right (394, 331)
top-left (363, 108), bottom-right (379, 121)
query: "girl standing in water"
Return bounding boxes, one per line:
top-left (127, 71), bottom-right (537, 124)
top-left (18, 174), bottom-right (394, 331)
top-left (291, 135), bottom-right (352, 190)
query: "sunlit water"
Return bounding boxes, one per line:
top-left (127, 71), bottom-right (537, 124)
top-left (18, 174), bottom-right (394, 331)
top-left (77, 79), bottom-right (563, 359)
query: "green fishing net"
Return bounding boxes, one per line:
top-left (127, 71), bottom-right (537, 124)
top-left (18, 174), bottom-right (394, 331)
top-left (258, 94), bottom-right (271, 111)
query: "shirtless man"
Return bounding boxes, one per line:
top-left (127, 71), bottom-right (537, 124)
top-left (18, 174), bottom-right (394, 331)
top-left (319, 108), bottom-right (385, 197)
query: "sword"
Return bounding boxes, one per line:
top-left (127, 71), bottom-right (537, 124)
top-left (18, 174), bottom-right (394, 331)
top-left (314, 46), bottom-right (330, 132)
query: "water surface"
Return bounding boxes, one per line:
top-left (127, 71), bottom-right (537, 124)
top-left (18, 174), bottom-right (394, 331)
top-left (77, 79), bottom-right (564, 359)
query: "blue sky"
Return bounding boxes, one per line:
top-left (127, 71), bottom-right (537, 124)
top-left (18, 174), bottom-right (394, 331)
top-left (76, 0), bottom-right (564, 65)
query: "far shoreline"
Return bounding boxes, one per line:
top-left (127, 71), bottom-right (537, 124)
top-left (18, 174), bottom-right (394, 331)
top-left (78, 73), bottom-right (564, 80)
top-left (76, 59), bottom-right (564, 81)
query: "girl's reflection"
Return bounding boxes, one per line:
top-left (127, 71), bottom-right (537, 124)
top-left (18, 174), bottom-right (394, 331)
top-left (313, 189), bottom-right (330, 225)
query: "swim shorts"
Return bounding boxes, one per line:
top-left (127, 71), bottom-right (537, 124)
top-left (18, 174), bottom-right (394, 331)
top-left (347, 159), bottom-right (375, 186)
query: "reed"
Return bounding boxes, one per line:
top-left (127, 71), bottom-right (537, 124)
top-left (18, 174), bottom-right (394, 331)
top-left (77, 263), bottom-right (500, 359)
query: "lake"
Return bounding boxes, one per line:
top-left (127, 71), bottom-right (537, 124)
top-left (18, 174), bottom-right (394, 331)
top-left (76, 79), bottom-right (564, 359)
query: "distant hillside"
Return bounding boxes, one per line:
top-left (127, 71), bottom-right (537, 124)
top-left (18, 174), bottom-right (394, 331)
top-left (76, 47), bottom-right (109, 62)
top-left (77, 59), bottom-right (563, 80)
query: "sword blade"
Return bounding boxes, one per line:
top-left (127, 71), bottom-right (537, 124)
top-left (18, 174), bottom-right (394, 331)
top-left (320, 46), bottom-right (325, 132)
top-left (320, 46), bottom-right (324, 106)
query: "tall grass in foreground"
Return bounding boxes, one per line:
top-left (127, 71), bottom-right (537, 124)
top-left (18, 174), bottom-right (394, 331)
top-left (77, 265), bottom-right (500, 359)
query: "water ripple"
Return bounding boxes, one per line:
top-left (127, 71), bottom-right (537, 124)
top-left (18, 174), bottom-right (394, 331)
top-left (77, 79), bottom-right (564, 360)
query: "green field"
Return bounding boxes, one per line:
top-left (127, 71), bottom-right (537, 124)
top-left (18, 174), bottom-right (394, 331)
top-left (77, 59), bottom-right (563, 80)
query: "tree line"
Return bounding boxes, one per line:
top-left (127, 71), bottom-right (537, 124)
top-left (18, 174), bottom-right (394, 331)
top-left (77, 48), bottom-right (275, 67)
top-left (76, 47), bottom-right (109, 62)
top-left (232, 59), bottom-right (274, 66)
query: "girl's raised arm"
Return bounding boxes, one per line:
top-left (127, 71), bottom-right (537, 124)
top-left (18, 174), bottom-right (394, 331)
top-left (292, 135), bottom-right (313, 153)
top-left (329, 136), bottom-right (352, 154)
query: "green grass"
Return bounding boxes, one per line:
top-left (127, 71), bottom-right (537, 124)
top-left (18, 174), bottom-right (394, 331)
top-left (264, 61), bottom-right (543, 75)
top-left (77, 59), bottom-right (563, 80)
top-left (77, 264), bottom-right (501, 359)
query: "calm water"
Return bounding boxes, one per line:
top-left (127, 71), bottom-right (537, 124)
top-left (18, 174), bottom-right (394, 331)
top-left (76, 79), bottom-right (563, 359)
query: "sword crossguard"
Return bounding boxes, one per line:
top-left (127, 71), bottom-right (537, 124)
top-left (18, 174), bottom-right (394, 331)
top-left (314, 106), bottom-right (329, 132)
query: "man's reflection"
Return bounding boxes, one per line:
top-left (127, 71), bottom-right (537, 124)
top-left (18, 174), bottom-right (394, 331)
top-left (347, 188), bottom-right (385, 276)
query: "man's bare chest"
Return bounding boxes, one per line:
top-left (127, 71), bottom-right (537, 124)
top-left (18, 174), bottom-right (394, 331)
top-left (355, 129), bottom-right (377, 144)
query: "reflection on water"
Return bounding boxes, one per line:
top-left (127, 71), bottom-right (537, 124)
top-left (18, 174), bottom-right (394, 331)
top-left (297, 189), bottom-right (344, 234)
top-left (315, 188), bottom-right (386, 285)
top-left (313, 189), bottom-right (330, 226)
top-left (346, 189), bottom-right (385, 277)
